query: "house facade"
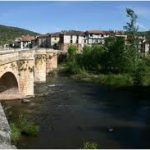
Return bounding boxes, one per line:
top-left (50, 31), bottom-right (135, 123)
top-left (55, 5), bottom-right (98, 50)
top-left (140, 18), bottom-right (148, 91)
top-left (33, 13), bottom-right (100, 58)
top-left (11, 35), bottom-right (35, 49)
top-left (50, 32), bottom-right (60, 49)
top-left (84, 30), bottom-right (110, 45)
top-left (58, 30), bottom-right (85, 52)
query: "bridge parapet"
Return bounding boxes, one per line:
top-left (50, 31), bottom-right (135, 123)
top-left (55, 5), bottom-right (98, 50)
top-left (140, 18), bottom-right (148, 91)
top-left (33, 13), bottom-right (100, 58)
top-left (18, 50), bottom-right (35, 60)
top-left (0, 52), bottom-right (19, 65)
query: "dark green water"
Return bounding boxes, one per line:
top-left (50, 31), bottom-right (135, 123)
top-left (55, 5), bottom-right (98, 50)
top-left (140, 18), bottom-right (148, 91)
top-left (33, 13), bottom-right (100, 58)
top-left (2, 75), bottom-right (150, 148)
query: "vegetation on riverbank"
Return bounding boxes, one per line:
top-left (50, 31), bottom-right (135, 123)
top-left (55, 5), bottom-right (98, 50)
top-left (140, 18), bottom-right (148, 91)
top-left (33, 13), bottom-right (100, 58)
top-left (10, 114), bottom-right (39, 144)
top-left (82, 141), bottom-right (98, 149)
top-left (59, 8), bottom-right (150, 88)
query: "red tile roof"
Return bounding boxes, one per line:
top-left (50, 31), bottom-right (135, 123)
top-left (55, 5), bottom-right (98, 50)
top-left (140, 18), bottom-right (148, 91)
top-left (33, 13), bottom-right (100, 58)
top-left (21, 35), bottom-right (35, 42)
top-left (86, 30), bottom-right (106, 34)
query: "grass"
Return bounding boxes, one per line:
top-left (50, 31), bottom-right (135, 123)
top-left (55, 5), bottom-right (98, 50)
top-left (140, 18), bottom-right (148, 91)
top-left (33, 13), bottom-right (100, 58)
top-left (72, 70), bottom-right (133, 88)
top-left (18, 114), bottom-right (39, 136)
top-left (82, 141), bottom-right (98, 149)
top-left (10, 123), bottom-right (21, 144)
top-left (10, 114), bottom-right (39, 144)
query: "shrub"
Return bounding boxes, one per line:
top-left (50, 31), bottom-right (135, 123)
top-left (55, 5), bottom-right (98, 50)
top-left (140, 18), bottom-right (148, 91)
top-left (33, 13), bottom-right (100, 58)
top-left (10, 123), bottom-right (21, 144)
top-left (18, 115), bottom-right (39, 136)
top-left (82, 141), bottom-right (98, 149)
top-left (68, 45), bottom-right (77, 60)
top-left (97, 74), bottom-right (133, 87)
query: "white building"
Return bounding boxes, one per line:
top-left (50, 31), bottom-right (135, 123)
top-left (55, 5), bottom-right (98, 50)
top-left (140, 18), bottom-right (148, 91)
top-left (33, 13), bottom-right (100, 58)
top-left (84, 30), bottom-right (110, 45)
top-left (59, 30), bottom-right (85, 52)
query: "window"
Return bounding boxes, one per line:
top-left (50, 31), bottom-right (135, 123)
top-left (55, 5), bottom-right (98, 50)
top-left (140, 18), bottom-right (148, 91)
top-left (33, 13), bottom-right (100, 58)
top-left (70, 35), bottom-right (73, 43)
top-left (76, 36), bottom-right (79, 44)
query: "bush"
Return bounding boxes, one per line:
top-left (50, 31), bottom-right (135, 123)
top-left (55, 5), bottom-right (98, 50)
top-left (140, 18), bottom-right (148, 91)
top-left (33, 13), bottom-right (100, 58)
top-left (10, 123), bottom-right (21, 144)
top-left (82, 141), bottom-right (98, 149)
top-left (18, 115), bottom-right (39, 136)
top-left (68, 45), bottom-right (77, 60)
top-left (91, 74), bottom-right (133, 87)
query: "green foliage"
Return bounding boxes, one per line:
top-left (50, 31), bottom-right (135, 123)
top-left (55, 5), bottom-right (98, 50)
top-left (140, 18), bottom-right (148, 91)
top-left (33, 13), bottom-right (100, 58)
top-left (10, 123), bottom-right (21, 144)
top-left (0, 24), bottom-right (38, 45)
top-left (18, 114), bottom-right (39, 136)
top-left (123, 8), bottom-right (138, 46)
top-left (79, 45), bottom-right (105, 72)
top-left (10, 114), bottom-right (39, 144)
top-left (66, 45), bottom-right (80, 74)
top-left (68, 45), bottom-right (77, 60)
top-left (62, 8), bottom-right (150, 87)
top-left (124, 8), bottom-right (139, 72)
top-left (102, 36), bottom-right (128, 73)
top-left (98, 74), bottom-right (133, 87)
top-left (82, 141), bottom-right (98, 149)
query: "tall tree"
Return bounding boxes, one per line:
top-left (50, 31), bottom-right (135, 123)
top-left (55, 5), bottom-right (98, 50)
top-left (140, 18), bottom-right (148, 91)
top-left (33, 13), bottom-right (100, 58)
top-left (124, 8), bottom-right (139, 72)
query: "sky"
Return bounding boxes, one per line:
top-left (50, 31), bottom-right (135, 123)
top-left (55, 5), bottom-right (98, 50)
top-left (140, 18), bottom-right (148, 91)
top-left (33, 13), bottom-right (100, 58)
top-left (0, 1), bottom-right (150, 33)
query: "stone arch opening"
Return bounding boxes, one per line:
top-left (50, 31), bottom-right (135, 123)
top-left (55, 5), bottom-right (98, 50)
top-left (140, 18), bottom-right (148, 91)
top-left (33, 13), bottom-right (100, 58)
top-left (0, 72), bottom-right (19, 100)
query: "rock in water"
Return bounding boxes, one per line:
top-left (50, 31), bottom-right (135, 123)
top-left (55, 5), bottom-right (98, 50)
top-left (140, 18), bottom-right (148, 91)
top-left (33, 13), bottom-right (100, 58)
top-left (22, 99), bottom-right (31, 103)
top-left (48, 84), bottom-right (56, 87)
top-left (108, 128), bottom-right (114, 132)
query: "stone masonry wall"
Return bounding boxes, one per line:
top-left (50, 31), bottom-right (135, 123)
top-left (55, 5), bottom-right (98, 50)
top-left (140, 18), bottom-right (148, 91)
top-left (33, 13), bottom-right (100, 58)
top-left (0, 103), bottom-right (16, 148)
top-left (34, 50), bottom-right (46, 82)
top-left (46, 52), bottom-right (57, 73)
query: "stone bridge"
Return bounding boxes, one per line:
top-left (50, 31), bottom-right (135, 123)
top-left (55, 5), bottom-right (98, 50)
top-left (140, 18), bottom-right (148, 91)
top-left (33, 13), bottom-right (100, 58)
top-left (0, 49), bottom-right (59, 100)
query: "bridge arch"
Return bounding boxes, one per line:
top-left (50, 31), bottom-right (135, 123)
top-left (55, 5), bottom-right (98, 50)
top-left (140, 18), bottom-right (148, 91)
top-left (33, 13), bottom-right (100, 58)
top-left (0, 71), bottom-right (20, 100)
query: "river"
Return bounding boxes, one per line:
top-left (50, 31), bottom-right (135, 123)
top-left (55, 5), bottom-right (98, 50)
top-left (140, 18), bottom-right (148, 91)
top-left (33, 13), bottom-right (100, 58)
top-left (2, 75), bottom-right (150, 148)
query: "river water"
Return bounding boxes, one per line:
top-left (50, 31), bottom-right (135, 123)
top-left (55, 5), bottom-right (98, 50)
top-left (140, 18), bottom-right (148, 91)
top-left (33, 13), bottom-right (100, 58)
top-left (2, 75), bottom-right (150, 148)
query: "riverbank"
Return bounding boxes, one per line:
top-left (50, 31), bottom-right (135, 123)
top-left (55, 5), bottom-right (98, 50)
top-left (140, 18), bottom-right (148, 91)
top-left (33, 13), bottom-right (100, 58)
top-left (58, 64), bottom-right (150, 88)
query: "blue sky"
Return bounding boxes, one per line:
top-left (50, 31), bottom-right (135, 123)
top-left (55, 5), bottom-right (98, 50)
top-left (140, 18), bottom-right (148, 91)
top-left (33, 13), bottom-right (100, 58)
top-left (0, 1), bottom-right (150, 33)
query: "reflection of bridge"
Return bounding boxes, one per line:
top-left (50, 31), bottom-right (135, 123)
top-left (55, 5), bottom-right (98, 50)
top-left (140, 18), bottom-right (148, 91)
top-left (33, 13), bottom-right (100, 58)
top-left (0, 49), bottom-right (59, 100)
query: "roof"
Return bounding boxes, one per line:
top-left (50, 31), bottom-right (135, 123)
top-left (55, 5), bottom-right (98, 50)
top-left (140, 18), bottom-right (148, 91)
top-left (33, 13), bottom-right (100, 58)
top-left (86, 30), bottom-right (126, 35)
top-left (60, 30), bottom-right (84, 36)
top-left (50, 32), bottom-right (61, 37)
top-left (21, 35), bottom-right (35, 42)
top-left (85, 30), bottom-right (106, 34)
top-left (115, 31), bottom-right (126, 35)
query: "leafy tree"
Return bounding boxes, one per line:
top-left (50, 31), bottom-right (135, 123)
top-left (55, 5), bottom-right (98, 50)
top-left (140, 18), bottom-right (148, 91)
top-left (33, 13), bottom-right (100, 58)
top-left (102, 36), bottom-right (127, 73)
top-left (123, 8), bottom-right (139, 72)
top-left (67, 45), bottom-right (77, 60)
top-left (80, 45), bottom-right (105, 72)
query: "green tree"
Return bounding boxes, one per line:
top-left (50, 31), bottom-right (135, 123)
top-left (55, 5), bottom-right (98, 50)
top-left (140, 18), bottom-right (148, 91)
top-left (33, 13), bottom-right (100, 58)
top-left (102, 36), bottom-right (127, 73)
top-left (123, 8), bottom-right (139, 72)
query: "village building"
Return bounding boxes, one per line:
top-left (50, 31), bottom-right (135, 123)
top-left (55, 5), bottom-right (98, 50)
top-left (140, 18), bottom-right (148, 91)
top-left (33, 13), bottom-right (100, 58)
top-left (58, 30), bottom-right (85, 52)
top-left (49, 32), bottom-right (60, 49)
top-left (84, 30), bottom-right (110, 45)
top-left (32, 34), bottom-right (51, 48)
top-left (11, 34), bottom-right (35, 49)
top-left (8, 29), bottom-right (150, 55)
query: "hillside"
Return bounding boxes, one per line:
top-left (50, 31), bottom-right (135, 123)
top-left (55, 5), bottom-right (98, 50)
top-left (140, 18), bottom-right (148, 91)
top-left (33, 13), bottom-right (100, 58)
top-left (0, 25), bottom-right (38, 45)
